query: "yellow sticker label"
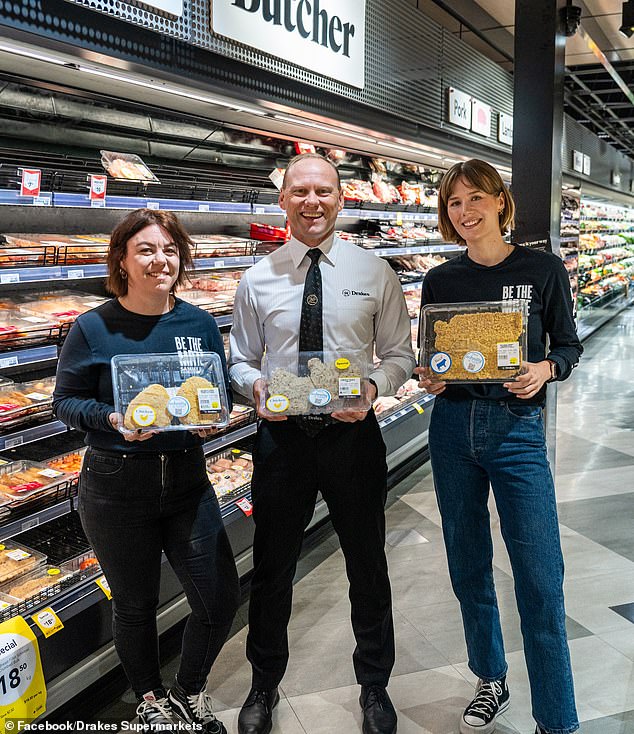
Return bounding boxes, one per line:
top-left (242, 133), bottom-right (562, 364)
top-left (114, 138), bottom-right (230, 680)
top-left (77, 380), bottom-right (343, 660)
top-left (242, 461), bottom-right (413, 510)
top-left (0, 545), bottom-right (4, 552)
top-left (0, 615), bottom-right (47, 722)
top-left (95, 576), bottom-right (112, 601)
top-left (412, 402), bottom-right (424, 414)
top-left (132, 404), bottom-right (156, 427)
top-left (266, 395), bottom-right (290, 413)
top-left (32, 608), bottom-right (64, 638)
top-left (335, 358), bottom-right (350, 370)
top-left (46, 569), bottom-right (61, 576)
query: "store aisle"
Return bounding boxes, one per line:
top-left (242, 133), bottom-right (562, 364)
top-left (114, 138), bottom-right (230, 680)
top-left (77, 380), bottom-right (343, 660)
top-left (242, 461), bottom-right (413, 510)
top-left (202, 307), bottom-right (634, 734)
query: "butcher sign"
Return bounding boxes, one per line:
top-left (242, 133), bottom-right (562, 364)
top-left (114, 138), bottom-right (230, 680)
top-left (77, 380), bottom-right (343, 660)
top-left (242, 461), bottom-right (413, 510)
top-left (212, 0), bottom-right (366, 89)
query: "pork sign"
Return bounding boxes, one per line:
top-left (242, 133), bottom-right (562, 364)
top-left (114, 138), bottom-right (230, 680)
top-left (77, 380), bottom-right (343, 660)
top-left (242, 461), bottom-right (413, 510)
top-left (212, 0), bottom-right (366, 89)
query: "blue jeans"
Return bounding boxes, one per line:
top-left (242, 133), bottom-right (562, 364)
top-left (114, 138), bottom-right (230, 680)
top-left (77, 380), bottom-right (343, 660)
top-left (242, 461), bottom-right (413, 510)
top-left (78, 446), bottom-right (240, 697)
top-left (429, 398), bottom-right (579, 734)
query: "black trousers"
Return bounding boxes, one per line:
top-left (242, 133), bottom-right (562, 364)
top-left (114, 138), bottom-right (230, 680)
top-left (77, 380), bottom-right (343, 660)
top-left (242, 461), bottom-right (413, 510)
top-left (246, 412), bottom-right (395, 690)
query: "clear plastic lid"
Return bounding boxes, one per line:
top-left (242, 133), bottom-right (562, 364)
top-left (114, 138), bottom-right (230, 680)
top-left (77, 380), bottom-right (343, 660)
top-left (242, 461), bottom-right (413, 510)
top-left (0, 542), bottom-right (47, 584)
top-left (260, 350), bottom-right (372, 416)
top-left (111, 352), bottom-right (230, 433)
top-left (0, 564), bottom-right (73, 601)
top-left (0, 590), bottom-right (19, 610)
top-left (0, 460), bottom-right (70, 502)
top-left (100, 150), bottom-right (159, 183)
top-left (59, 552), bottom-right (100, 578)
top-left (17, 290), bottom-right (107, 324)
top-left (419, 300), bottom-right (529, 383)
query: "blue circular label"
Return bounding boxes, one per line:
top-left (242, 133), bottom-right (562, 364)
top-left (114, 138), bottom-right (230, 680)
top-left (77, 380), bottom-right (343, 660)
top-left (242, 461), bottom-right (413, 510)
top-left (308, 388), bottom-right (332, 407)
top-left (430, 352), bottom-right (452, 374)
top-left (463, 351), bottom-right (486, 373)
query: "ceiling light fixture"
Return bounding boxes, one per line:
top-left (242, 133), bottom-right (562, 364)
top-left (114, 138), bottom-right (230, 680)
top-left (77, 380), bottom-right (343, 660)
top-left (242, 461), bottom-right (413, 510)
top-left (620, 0), bottom-right (634, 37)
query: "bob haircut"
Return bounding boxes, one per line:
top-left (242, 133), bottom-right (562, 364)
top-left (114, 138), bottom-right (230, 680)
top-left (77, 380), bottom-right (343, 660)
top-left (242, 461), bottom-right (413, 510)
top-left (106, 209), bottom-right (194, 297)
top-left (438, 159), bottom-right (516, 246)
top-left (281, 152), bottom-right (342, 191)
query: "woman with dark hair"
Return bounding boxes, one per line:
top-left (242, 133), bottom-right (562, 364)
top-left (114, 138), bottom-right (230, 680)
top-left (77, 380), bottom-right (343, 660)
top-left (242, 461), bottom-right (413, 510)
top-left (53, 209), bottom-right (239, 733)
top-left (416, 160), bottom-right (581, 734)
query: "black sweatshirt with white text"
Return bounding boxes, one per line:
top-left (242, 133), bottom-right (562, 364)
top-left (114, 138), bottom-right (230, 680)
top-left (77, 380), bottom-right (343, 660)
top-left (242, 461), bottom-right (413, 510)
top-left (53, 297), bottom-right (230, 452)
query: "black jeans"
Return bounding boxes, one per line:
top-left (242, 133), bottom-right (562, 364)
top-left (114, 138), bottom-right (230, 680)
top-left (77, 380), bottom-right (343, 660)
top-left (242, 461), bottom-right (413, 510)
top-left (247, 413), bottom-right (394, 690)
top-left (79, 445), bottom-right (240, 697)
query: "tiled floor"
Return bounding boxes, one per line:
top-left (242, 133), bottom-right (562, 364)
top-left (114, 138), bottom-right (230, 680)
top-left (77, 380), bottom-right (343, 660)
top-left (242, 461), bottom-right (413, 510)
top-left (110, 308), bottom-right (634, 733)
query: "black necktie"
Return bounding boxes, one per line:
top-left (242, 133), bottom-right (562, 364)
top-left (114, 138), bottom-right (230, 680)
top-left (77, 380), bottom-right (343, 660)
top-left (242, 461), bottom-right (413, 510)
top-left (295, 248), bottom-right (331, 435)
top-left (298, 248), bottom-right (323, 361)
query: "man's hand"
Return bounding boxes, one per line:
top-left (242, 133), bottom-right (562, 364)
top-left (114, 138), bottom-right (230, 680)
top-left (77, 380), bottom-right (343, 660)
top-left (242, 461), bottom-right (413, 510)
top-left (331, 379), bottom-right (377, 423)
top-left (253, 378), bottom-right (287, 421)
top-left (413, 366), bottom-right (446, 396)
top-left (503, 360), bottom-right (551, 400)
top-left (109, 412), bottom-right (158, 442)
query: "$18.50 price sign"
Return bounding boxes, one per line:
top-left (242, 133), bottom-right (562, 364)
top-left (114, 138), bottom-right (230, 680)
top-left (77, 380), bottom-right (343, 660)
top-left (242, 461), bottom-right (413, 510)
top-left (0, 616), bottom-right (46, 724)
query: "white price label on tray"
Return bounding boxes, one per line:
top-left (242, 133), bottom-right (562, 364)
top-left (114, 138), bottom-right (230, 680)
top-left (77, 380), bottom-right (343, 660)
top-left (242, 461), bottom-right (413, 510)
top-left (213, 260), bottom-right (225, 268)
top-left (20, 316), bottom-right (46, 324)
top-left (147, 202), bottom-right (160, 210)
top-left (25, 392), bottom-right (50, 402)
top-left (4, 436), bottom-right (24, 449)
top-left (90, 199), bottom-right (105, 208)
top-left (33, 195), bottom-right (51, 207)
top-left (67, 270), bottom-right (84, 279)
top-left (497, 341), bottom-right (520, 368)
top-left (0, 355), bottom-right (19, 368)
top-left (198, 387), bottom-right (221, 413)
top-left (6, 550), bottom-right (31, 562)
top-left (338, 377), bottom-right (361, 397)
top-left (0, 273), bottom-right (20, 284)
top-left (198, 204), bottom-right (210, 212)
top-left (38, 469), bottom-right (63, 478)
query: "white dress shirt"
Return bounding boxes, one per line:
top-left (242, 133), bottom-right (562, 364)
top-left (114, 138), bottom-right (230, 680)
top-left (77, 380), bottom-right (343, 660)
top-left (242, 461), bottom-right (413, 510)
top-left (229, 234), bottom-right (415, 402)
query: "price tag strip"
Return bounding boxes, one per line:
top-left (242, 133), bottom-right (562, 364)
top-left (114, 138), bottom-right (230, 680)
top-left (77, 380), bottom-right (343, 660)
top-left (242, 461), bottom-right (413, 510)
top-left (95, 576), bottom-right (112, 600)
top-left (0, 615), bottom-right (47, 724)
top-left (31, 608), bottom-right (64, 639)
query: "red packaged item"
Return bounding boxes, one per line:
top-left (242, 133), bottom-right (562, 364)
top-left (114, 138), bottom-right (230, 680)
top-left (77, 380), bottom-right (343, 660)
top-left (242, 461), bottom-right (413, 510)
top-left (250, 223), bottom-right (288, 242)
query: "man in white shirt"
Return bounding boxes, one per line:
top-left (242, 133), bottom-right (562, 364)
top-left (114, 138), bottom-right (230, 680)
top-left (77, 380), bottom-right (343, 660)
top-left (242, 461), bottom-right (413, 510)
top-left (229, 153), bottom-right (415, 734)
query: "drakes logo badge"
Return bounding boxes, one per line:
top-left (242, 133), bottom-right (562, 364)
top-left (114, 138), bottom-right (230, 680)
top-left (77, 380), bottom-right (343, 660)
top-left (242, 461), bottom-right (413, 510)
top-left (342, 289), bottom-right (370, 297)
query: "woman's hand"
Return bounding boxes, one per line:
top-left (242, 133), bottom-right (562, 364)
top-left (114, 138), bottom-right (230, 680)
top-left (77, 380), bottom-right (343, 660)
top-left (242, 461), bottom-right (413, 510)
top-left (503, 361), bottom-right (551, 399)
top-left (108, 412), bottom-right (158, 442)
top-left (413, 366), bottom-right (446, 396)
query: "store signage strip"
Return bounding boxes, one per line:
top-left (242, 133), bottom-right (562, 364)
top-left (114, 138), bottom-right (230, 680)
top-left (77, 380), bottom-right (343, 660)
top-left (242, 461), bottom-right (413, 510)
top-left (211, 0), bottom-right (366, 89)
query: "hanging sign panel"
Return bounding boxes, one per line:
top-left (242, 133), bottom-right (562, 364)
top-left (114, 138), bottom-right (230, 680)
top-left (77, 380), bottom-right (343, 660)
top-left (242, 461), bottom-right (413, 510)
top-left (211, 0), bottom-right (367, 89)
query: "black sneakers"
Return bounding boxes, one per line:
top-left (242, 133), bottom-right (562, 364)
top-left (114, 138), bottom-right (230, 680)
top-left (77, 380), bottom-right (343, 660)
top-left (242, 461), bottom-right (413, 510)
top-left (460, 677), bottom-right (510, 733)
top-left (359, 685), bottom-right (397, 734)
top-left (136, 689), bottom-right (174, 731)
top-left (168, 681), bottom-right (227, 734)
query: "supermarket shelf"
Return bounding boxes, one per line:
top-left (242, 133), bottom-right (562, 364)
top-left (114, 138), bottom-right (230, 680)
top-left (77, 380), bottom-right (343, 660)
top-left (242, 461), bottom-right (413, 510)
top-left (0, 345), bottom-right (58, 368)
top-left (378, 393), bottom-right (434, 429)
top-left (0, 498), bottom-right (73, 542)
top-left (0, 420), bottom-right (68, 450)
top-left (193, 256), bottom-right (255, 270)
top-left (215, 314), bottom-right (233, 328)
top-left (203, 421), bottom-right (257, 453)
top-left (401, 281), bottom-right (423, 291)
top-left (369, 244), bottom-right (464, 257)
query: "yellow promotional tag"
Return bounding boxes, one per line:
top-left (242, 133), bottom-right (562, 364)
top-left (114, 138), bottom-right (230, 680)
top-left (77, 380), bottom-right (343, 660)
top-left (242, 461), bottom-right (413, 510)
top-left (335, 358), bottom-right (350, 370)
top-left (0, 615), bottom-right (47, 724)
top-left (95, 576), bottom-right (112, 601)
top-left (412, 402), bottom-right (424, 415)
top-left (31, 608), bottom-right (64, 639)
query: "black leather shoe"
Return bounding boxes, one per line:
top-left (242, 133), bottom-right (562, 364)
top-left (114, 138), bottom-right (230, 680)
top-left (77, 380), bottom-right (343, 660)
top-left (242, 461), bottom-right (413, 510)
top-left (238, 688), bottom-right (280, 734)
top-left (359, 685), bottom-right (397, 734)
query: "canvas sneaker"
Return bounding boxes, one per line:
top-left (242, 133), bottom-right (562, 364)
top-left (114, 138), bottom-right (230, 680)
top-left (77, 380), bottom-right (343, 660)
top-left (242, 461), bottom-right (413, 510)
top-left (460, 676), bottom-right (510, 733)
top-left (136, 690), bottom-right (175, 731)
top-left (168, 681), bottom-right (227, 734)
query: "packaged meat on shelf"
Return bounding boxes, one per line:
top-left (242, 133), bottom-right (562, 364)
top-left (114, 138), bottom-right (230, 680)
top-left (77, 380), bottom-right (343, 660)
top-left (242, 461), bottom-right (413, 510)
top-left (0, 542), bottom-right (46, 585)
top-left (0, 376), bottom-right (56, 431)
top-left (100, 150), bottom-right (159, 183)
top-left (206, 447), bottom-right (253, 503)
top-left (17, 290), bottom-right (109, 325)
top-left (0, 564), bottom-right (74, 601)
top-left (373, 379), bottom-right (428, 418)
top-left (0, 310), bottom-right (62, 350)
top-left (0, 460), bottom-right (71, 503)
top-left (45, 447), bottom-right (87, 478)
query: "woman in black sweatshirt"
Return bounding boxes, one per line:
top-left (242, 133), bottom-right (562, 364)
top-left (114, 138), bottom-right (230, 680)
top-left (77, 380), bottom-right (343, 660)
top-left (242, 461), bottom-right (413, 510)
top-left (53, 209), bottom-right (238, 733)
top-left (416, 160), bottom-right (581, 734)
